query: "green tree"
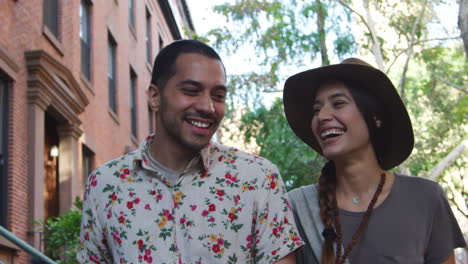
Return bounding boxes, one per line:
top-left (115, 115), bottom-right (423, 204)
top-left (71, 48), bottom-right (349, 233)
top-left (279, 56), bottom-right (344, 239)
top-left (35, 197), bottom-right (82, 264)
top-left (200, 0), bottom-right (356, 107)
top-left (186, 0), bottom-right (358, 187)
top-left (191, 1), bottom-right (467, 221)
top-left (237, 98), bottom-right (324, 190)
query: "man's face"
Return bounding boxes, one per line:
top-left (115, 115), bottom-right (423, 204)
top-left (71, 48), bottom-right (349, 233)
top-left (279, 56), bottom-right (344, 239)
top-left (151, 53), bottom-right (227, 152)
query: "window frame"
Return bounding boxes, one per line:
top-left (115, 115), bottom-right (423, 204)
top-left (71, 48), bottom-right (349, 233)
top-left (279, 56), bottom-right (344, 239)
top-left (158, 35), bottom-right (164, 51)
top-left (43, 0), bottom-right (60, 39)
top-left (81, 145), bottom-right (94, 190)
top-left (0, 77), bottom-right (9, 227)
top-left (148, 103), bottom-right (155, 134)
top-left (128, 0), bottom-right (135, 30)
top-left (108, 33), bottom-right (117, 114)
top-left (80, 0), bottom-right (92, 81)
top-left (130, 69), bottom-right (137, 137)
top-left (145, 8), bottom-right (152, 65)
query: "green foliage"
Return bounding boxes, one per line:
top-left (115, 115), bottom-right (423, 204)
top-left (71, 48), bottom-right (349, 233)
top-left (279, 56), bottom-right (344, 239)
top-left (199, 0), bottom-right (466, 207)
top-left (405, 46), bottom-right (467, 177)
top-left (334, 34), bottom-right (358, 59)
top-left (199, 2), bottom-right (359, 185)
top-left (207, 0), bottom-right (356, 94)
top-left (237, 98), bottom-right (325, 190)
top-left (35, 197), bottom-right (83, 264)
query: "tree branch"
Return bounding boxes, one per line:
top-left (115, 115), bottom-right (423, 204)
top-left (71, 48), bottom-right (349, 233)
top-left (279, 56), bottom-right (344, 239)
top-left (362, 0), bottom-right (385, 70)
top-left (412, 36), bottom-right (462, 45)
top-left (336, 0), bottom-right (386, 69)
top-left (399, 0), bottom-right (429, 102)
top-left (316, 0), bottom-right (330, 65)
top-left (447, 195), bottom-right (468, 218)
top-left (432, 73), bottom-right (468, 93)
top-left (336, 0), bottom-right (373, 35)
top-left (385, 36), bottom-right (461, 74)
top-left (427, 139), bottom-right (467, 181)
top-left (385, 49), bottom-right (406, 74)
top-left (261, 89), bottom-right (283, 93)
top-left (442, 176), bottom-right (468, 218)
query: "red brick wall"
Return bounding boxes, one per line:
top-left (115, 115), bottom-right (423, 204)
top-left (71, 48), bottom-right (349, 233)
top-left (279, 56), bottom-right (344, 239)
top-left (1, 0), bottom-right (188, 263)
top-left (3, 1), bottom-right (40, 263)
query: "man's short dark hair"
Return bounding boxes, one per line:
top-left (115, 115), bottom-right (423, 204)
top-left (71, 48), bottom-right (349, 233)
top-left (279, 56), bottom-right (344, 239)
top-left (150, 39), bottom-right (225, 89)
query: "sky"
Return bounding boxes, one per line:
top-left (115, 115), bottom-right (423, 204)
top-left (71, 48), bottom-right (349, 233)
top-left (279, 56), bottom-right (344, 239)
top-left (186, 0), bottom-right (284, 106)
top-left (185, 0), bottom-right (261, 74)
top-left (185, 0), bottom-right (461, 58)
top-left (186, 1), bottom-right (228, 35)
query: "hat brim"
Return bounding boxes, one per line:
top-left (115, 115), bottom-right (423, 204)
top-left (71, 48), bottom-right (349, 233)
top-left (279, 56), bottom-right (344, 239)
top-left (283, 63), bottom-right (414, 170)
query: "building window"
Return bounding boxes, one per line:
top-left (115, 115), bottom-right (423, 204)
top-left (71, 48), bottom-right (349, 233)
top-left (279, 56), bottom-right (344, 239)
top-left (108, 33), bottom-right (117, 113)
top-left (129, 0), bottom-right (135, 29)
top-left (130, 69), bottom-right (137, 137)
top-left (148, 104), bottom-right (155, 134)
top-left (43, 0), bottom-right (60, 38)
top-left (146, 9), bottom-right (152, 64)
top-left (82, 145), bottom-right (94, 190)
top-left (159, 35), bottom-right (164, 51)
top-left (80, 0), bottom-right (92, 81)
top-left (0, 78), bottom-right (9, 227)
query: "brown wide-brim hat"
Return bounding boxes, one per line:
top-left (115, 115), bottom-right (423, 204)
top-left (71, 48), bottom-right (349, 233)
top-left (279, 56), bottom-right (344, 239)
top-left (283, 58), bottom-right (414, 170)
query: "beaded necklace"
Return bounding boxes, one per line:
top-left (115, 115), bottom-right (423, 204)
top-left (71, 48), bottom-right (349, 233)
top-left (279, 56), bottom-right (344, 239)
top-left (334, 173), bottom-right (386, 264)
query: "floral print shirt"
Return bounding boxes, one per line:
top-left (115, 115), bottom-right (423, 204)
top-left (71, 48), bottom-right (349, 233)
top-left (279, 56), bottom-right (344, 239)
top-left (77, 135), bottom-right (303, 264)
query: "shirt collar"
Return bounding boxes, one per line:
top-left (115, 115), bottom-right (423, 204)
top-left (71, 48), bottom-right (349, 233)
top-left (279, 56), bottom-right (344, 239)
top-left (132, 134), bottom-right (216, 173)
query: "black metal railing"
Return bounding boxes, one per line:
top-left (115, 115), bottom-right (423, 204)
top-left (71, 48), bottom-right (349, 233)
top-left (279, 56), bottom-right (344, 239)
top-left (0, 225), bottom-right (56, 264)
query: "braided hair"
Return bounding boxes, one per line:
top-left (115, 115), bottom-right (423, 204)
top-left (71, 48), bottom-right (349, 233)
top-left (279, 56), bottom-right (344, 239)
top-left (318, 161), bottom-right (338, 264)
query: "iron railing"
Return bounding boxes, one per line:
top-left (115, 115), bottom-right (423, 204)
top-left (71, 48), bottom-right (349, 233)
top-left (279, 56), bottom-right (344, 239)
top-left (0, 225), bottom-right (56, 264)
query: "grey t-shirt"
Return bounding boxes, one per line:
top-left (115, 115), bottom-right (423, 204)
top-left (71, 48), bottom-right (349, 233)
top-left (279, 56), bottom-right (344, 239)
top-left (147, 152), bottom-right (181, 185)
top-left (288, 174), bottom-right (467, 264)
top-left (146, 145), bottom-right (203, 185)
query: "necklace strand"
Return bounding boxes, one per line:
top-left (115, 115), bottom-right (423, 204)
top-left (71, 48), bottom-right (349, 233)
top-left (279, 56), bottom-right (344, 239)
top-left (351, 184), bottom-right (379, 204)
top-left (334, 173), bottom-right (386, 264)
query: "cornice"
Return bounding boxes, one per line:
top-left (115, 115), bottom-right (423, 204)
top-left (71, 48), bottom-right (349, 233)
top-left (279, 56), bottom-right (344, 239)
top-left (57, 123), bottom-right (83, 140)
top-left (25, 50), bottom-right (89, 108)
top-left (25, 49), bottom-right (89, 127)
top-left (0, 45), bottom-right (20, 80)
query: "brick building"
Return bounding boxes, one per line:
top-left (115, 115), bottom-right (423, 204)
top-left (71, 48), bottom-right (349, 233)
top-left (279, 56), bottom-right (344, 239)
top-left (0, 0), bottom-right (194, 262)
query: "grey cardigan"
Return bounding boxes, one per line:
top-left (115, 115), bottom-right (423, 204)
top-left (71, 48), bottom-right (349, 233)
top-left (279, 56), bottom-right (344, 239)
top-left (288, 185), bottom-right (349, 264)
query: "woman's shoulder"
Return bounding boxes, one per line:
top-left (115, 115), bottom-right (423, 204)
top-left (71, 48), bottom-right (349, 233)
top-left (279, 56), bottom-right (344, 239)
top-left (395, 173), bottom-right (441, 190)
top-left (288, 184), bottom-right (318, 199)
top-left (288, 184), bottom-right (320, 212)
top-left (394, 173), bottom-right (446, 201)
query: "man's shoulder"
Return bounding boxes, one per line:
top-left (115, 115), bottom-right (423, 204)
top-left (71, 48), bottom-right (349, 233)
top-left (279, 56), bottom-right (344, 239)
top-left (83, 151), bottom-right (139, 200)
top-left (212, 142), bottom-right (277, 168)
top-left (92, 151), bottom-right (138, 179)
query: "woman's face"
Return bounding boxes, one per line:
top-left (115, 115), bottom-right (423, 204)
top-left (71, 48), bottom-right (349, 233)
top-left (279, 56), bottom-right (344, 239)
top-left (311, 81), bottom-right (373, 161)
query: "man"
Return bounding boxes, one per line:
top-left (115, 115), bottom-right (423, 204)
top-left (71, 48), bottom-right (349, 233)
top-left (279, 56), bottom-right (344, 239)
top-left (77, 40), bottom-right (302, 264)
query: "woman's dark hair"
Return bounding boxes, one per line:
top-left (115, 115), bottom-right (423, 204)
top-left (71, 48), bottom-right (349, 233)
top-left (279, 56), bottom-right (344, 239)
top-left (150, 39), bottom-right (225, 89)
top-left (347, 81), bottom-right (386, 164)
top-left (315, 80), bottom-right (386, 264)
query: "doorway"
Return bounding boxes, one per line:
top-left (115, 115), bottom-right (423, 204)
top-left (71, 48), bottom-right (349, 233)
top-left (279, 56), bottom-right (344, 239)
top-left (44, 112), bottom-right (59, 221)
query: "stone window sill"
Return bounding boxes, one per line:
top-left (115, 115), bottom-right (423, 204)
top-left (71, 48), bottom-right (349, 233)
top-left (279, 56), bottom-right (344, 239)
top-left (42, 26), bottom-right (64, 56)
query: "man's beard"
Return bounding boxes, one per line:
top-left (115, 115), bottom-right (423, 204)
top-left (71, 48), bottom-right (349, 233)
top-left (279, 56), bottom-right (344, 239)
top-left (159, 102), bottom-right (217, 152)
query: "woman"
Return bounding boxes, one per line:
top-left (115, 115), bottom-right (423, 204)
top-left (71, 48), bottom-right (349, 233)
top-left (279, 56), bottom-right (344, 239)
top-left (283, 58), bottom-right (466, 264)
